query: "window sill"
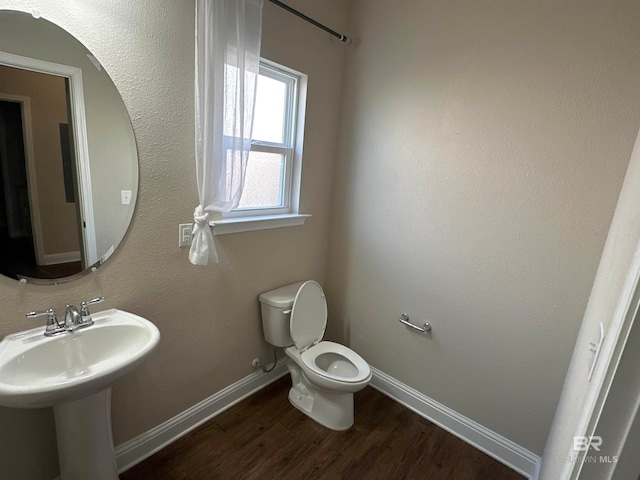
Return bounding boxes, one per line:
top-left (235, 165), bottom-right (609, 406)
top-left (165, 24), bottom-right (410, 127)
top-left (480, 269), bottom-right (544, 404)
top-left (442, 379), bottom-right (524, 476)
top-left (210, 213), bottom-right (311, 235)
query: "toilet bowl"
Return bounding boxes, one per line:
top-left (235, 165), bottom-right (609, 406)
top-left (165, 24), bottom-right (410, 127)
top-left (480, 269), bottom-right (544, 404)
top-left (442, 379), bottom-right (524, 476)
top-left (259, 280), bottom-right (371, 430)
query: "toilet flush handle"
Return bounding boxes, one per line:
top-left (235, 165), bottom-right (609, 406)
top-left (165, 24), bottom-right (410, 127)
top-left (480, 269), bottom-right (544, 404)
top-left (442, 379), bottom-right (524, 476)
top-left (283, 310), bottom-right (292, 315)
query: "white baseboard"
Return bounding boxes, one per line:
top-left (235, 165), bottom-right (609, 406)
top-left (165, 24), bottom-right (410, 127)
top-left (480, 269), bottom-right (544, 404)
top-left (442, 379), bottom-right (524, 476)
top-left (115, 362), bottom-right (541, 480)
top-left (115, 359), bottom-right (288, 473)
top-left (369, 367), bottom-right (541, 480)
top-left (43, 251), bottom-right (81, 265)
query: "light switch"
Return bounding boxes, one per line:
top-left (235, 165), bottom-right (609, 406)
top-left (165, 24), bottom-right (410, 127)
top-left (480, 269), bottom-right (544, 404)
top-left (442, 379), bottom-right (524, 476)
top-left (121, 190), bottom-right (132, 205)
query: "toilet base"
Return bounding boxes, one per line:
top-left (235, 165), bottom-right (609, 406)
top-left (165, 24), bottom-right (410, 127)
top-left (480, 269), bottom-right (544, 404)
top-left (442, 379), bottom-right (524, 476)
top-left (287, 359), bottom-right (354, 431)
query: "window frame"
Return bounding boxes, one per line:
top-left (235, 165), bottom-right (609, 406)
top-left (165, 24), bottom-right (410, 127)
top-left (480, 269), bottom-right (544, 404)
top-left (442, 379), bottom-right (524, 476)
top-left (221, 58), bottom-right (305, 220)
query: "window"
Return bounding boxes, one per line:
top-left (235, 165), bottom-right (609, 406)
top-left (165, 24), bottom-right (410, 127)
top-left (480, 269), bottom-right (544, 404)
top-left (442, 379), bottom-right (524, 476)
top-left (217, 59), bottom-right (308, 234)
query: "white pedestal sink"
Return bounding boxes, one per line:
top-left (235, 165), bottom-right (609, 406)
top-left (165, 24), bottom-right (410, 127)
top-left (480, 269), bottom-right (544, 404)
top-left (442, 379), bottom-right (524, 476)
top-left (0, 309), bottom-right (160, 479)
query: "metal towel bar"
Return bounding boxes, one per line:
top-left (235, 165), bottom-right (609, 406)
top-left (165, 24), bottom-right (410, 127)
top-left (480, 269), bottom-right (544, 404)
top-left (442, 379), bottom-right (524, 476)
top-left (399, 313), bottom-right (432, 333)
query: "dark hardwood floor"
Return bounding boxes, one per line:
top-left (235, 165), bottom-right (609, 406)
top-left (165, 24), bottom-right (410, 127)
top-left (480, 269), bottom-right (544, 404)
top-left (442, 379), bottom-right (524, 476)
top-left (121, 377), bottom-right (525, 480)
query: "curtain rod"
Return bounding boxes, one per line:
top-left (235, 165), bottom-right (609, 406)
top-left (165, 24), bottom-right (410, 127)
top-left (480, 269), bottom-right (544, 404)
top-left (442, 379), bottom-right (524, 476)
top-left (267, 0), bottom-right (352, 45)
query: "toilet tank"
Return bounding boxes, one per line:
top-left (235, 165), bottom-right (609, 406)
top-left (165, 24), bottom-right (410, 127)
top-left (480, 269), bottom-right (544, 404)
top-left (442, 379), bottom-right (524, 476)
top-left (258, 281), bottom-right (305, 347)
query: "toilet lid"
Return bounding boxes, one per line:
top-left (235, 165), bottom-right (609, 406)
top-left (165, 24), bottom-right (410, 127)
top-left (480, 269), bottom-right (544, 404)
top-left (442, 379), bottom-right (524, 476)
top-left (290, 280), bottom-right (327, 351)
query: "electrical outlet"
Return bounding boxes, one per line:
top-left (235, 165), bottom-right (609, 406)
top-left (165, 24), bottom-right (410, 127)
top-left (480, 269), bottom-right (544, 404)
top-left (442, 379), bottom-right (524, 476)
top-left (178, 223), bottom-right (193, 247)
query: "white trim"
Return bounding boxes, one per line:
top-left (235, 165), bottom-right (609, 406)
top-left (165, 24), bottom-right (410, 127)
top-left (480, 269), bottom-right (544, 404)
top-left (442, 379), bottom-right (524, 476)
top-left (115, 359), bottom-right (288, 473)
top-left (115, 360), bottom-right (539, 479)
top-left (211, 213), bottom-right (310, 235)
top-left (43, 251), bottom-right (81, 265)
top-left (0, 50), bottom-right (97, 267)
top-left (370, 367), bottom-right (541, 480)
top-left (65, 60), bottom-right (97, 267)
top-left (562, 237), bottom-right (640, 480)
top-left (223, 58), bottom-right (307, 221)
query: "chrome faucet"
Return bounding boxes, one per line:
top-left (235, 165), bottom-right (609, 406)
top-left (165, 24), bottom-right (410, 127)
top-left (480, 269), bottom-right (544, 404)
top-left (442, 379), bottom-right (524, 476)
top-left (64, 305), bottom-right (82, 331)
top-left (26, 296), bottom-right (105, 336)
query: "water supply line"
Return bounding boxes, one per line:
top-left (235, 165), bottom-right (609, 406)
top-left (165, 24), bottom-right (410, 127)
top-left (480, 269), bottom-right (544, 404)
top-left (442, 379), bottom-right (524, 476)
top-left (252, 347), bottom-right (278, 373)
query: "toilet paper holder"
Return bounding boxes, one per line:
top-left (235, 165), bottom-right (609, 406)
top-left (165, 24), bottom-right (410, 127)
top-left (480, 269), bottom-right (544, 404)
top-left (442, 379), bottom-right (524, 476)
top-left (399, 313), bottom-right (432, 333)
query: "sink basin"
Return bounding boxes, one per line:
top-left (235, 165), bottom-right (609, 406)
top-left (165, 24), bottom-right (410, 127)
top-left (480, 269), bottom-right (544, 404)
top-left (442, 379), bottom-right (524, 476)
top-left (0, 308), bottom-right (160, 479)
top-left (0, 308), bottom-right (160, 408)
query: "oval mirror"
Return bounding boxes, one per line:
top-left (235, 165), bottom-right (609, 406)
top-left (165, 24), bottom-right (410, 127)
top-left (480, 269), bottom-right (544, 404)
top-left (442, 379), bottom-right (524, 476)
top-left (0, 10), bottom-right (138, 284)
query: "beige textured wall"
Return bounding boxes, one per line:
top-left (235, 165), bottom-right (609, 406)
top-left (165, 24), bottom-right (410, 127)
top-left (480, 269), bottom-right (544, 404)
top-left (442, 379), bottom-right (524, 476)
top-left (325, 0), bottom-right (640, 456)
top-left (0, 1), bottom-right (348, 478)
top-left (0, 66), bottom-right (79, 256)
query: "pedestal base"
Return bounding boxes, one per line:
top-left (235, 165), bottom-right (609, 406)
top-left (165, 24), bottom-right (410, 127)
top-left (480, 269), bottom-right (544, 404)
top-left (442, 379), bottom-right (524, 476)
top-left (53, 388), bottom-right (118, 480)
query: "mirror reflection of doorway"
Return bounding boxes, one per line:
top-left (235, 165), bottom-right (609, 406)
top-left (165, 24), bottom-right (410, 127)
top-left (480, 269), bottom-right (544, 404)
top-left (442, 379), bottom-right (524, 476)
top-left (0, 99), bottom-right (35, 275)
top-left (0, 65), bottom-right (83, 279)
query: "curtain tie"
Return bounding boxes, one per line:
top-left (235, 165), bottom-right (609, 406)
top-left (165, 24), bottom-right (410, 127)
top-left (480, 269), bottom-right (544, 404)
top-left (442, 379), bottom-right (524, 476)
top-left (189, 205), bottom-right (218, 265)
top-left (193, 205), bottom-right (209, 228)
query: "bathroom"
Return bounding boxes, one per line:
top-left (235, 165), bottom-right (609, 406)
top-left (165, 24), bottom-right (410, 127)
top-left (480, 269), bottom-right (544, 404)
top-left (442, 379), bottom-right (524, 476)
top-left (1, 0), bottom-right (640, 479)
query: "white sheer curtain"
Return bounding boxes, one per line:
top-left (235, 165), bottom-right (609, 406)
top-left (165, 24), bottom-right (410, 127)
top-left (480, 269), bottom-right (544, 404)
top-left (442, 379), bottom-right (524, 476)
top-left (190, 0), bottom-right (263, 265)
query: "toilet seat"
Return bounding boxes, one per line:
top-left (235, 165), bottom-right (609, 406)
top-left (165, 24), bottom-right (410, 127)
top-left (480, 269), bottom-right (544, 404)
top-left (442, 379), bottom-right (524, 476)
top-left (300, 341), bottom-right (371, 384)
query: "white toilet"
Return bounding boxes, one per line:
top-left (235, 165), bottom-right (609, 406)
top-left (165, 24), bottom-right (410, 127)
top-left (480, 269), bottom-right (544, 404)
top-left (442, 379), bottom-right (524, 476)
top-left (259, 280), bottom-right (372, 430)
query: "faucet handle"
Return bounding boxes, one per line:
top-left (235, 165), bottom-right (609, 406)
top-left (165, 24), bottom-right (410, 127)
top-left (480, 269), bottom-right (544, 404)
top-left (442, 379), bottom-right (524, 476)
top-left (80, 296), bottom-right (104, 325)
top-left (26, 308), bottom-right (57, 321)
top-left (26, 308), bottom-right (65, 336)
